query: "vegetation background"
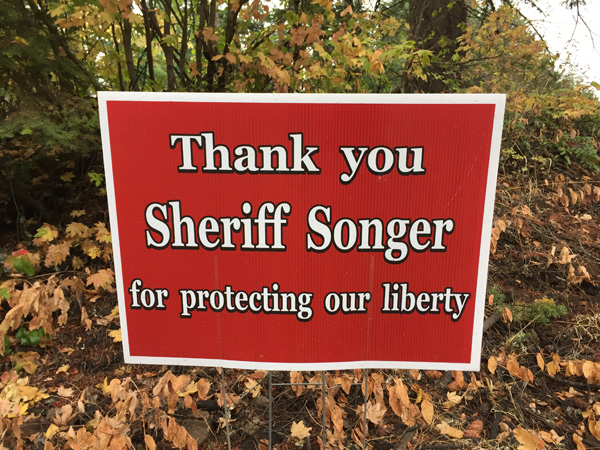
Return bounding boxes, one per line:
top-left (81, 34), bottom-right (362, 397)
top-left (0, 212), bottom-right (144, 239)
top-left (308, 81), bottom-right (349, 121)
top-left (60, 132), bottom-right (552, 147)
top-left (0, 0), bottom-right (599, 448)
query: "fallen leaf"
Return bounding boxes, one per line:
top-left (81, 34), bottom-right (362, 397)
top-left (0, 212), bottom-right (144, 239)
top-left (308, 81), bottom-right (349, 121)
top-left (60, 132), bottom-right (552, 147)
top-left (514, 426), bottom-right (544, 450)
top-left (547, 361), bottom-right (558, 377)
top-left (86, 269), bottom-right (115, 290)
top-left (144, 434), bottom-right (157, 450)
top-left (539, 429), bottom-right (564, 444)
top-left (339, 373), bottom-right (352, 395)
top-left (80, 306), bottom-right (92, 331)
top-left (437, 421), bottom-right (463, 438)
top-left (290, 420), bottom-right (312, 441)
top-left (45, 423), bottom-right (59, 439)
top-left (109, 329), bottom-right (122, 342)
top-left (589, 416), bottom-right (600, 441)
top-left (503, 307), bottom-right (513, 323)
top-left (443, 391), bottom-right (463, 410)
top-left (65, 222), bottom-right (90, 239)
top-left (196, 379), bottom-right (211, 400)
top-left (53, 404), bottom-right (75, 426)
top-left (56, 364), bottom-right (70, 374)
top-left (421, 399), bottom-right (434, 425)
top-left (57, 386), bottom-right (74, 397)
top-left (464, 419), bottom-right (483, 438)
top-left (70, 210), bottom-right (86, 218)
top-left (582, 361), bottom-right (597, 383)
top-left (244, 378), bottom-right (261, 398)
top-left (366, 400), bottom-right (387, 425)
top-left (536, 354), bottom-right (545, 371)
top-left (424, 370), bottom-right (443, 380)
top-left (290, 371), bottom-right (305, 396)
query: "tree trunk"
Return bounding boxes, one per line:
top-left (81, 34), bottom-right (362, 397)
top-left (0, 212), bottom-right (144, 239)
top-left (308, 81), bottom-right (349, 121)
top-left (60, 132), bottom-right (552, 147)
top-left (178, 0), bottom-right (189, 87)
top-left (163, 0), bottom-right (176, 91)
top-left (195, 0), bottom-right (207, 85)
top-left (217, 0), bottom-right (247, 91)
top-left (405, 0), bottom-right (466, 92)
top-left (204, 0), bottom-right (217, 91)
top-left (111, 23), bottom-right (125, 91)
top-left (122, 17), bottom-right (139, 90)
top-left (141, 0), bottom-right (155, 83)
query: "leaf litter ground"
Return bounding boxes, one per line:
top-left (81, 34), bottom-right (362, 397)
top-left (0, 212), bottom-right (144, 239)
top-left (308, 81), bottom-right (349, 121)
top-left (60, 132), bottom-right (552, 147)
top-left (1, 171), bottom-right (600, 450)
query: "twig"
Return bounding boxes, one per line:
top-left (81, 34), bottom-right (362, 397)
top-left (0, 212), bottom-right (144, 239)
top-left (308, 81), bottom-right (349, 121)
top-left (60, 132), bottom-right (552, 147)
top-left (542, 371), bottom-right (600, 391)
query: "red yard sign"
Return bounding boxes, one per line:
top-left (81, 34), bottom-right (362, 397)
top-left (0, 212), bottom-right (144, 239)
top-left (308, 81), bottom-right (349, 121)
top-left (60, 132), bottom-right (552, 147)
top-left (99, 93), bottom-right (505, 370)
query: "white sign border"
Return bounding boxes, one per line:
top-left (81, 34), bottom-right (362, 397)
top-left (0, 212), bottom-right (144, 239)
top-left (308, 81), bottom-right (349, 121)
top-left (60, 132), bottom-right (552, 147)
top-left (98, 92), bottom-right (506, 371)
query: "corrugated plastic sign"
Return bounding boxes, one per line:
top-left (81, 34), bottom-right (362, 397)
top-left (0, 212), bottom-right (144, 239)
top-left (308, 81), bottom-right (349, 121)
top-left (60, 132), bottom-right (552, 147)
top-left (99, 93), bottom-right (505, 371)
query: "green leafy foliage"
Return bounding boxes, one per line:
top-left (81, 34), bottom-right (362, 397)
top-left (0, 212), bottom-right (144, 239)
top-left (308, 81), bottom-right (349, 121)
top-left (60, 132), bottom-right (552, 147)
top-left (489, 286), bottom-right (568, 327)
top-left (15, 327), bottom-right (49, 347)
top-left (0, 0), bottom-right (598, 231)
top-left (12, 256), bottom-right (34, 277)
top-left (517, 299), bottom-right (568, 327)
top-left (456, 6), bottom-right (599, 171)
top-left (2, 335), bottom-right (10, 357)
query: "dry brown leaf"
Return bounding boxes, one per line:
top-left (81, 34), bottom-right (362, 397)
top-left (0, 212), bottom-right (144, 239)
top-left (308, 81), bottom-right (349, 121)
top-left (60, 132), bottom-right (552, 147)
top-left (86, 269), bottom-right (115, 290)
top-left (290, 371), bottom-right (304, 397)
top-left (408, 369), bottom-right (421, 380)
top-left (536, 354), bottom-right (545, 371)
top-left (514, 426), bottom-right (544, 450)
top-left (366, 400), bottom-right (387, 425)
top-left (488, 356), bottom-right (498, 374)
top-left (80, 306), bottom-right (92, 331)
top-left (538, 430), bottom-right (564, 444)
top-left (443, 391), bottom-right (463, 410)
top-left (244, 378), bottom-right (261, 398)
top-left (57, 386), bottom-right (74, 397)
top-left (329, 400), bottom-right (344, 437)
top-left (449, 371), bottom-right (466, 390)
top-left (437, 421), bottom-right (463, 439)
top-left (589, 416), bottom-right (600, 441)
top-left (339, 373), bottom-right (352, 395)
top-left (144, 434), bottom-right (157, 450)
top-left (44, 242), bottom-right (71, 268)
top-left (506, 355), bottom-right (520, 378)
top-left (424, 370), bottom-right (443, 380)
top-left (395, 379), bottom-right (410, 407)
top-left (290, 420), bottom-right (312, 441)
top-left (573, 433), bottom-right (586, 450)
top-left (196, 379), bottom-right (211, 400)
top-left (559, 246), bottom-right (576, 264)
top-left (503, 307), bottom-right (513, 323)
top-left (65, 222), bottom-right (90, 239)
top-left (582, 361), bottom-right (597, 383)
top-left (547, 361), bottom-right (558, 377)
top-left (109, 329), bottom-right (122, 342)
top-left (421, 399), bottom-right (434, 425)
top-left (464, 419), bottom-right (484, 438)
top-left (53, 404), bottom-right (74, 426)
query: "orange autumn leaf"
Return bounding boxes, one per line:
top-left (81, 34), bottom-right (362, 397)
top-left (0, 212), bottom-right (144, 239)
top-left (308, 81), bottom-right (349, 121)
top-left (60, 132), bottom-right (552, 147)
top-left (421, 399), bottom-right (434, 425)
top-left (66, 222), bottom-right (90, 239)
top-left (488, 356), bottom-right (498, 374)
top-left (514, 426), bottom-right (544, 450)
top-left (86, 269), bottom-right (115, 290)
